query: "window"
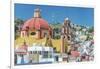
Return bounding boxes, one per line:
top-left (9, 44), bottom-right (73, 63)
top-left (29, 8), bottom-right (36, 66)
top-left (34, 51), bottom-right (37, 54)
top-left (31, 32), bottom-right (36, 35)
top-left (44, 32), bottom-right (47, 37)
top-left (38, 51), bottom-right (42, 55)
top-left (43, 51), bottom-right (48, 58)
top-left (48, 51), bottom-right (52, 58)
top-left (42, 51), bottom-right (52, 58)
top-left (29, 51), bottom-right (32, 54)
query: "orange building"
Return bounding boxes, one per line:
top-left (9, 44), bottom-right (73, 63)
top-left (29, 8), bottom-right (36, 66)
top-left (61, 18), bottom-right (72, 54)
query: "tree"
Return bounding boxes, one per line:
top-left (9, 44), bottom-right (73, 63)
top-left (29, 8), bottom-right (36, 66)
top-left (15, 18), bottom-right (24, 26)
top-left (14, 18), bottom-right (24, 39)
top-left (88, 26), bottom-right (94, 33)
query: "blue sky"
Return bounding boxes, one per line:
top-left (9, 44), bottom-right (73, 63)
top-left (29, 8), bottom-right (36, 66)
top-left (15, 3), bottom-right (94, 27)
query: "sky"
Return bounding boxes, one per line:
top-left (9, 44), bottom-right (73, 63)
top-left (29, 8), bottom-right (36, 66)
top-left (15, 3), bottom-right (94, 27)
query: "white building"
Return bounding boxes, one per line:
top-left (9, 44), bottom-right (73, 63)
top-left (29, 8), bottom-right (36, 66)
top-left (27, 43), bottom-right (54, 63)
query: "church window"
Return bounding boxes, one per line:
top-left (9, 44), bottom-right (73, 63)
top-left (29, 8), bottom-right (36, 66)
top-left (31, 32), bottom-right (36, 35)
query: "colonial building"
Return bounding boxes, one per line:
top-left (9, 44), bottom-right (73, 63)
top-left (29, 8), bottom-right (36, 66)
top-left (61, 18), bottom-right (72, 54)
top-left (20, 8), bottom-right (53, 39)
top-left (15, 41), bottom-right (29, 64)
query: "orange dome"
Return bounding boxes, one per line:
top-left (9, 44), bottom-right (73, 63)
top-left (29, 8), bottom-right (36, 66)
top-left (22, 18), bottom-right (49, 31)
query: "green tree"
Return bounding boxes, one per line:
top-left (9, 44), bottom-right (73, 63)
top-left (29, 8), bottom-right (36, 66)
top-left (15, 18), bottom-right (24, 26)
top-left (14, 18), bottom-right (24, 39)
top-left (88, 26), bottom-right (94, 33)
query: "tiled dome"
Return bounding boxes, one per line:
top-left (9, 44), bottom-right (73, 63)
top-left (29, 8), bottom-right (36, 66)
top-left (22, 18), bottom-right (49, 31)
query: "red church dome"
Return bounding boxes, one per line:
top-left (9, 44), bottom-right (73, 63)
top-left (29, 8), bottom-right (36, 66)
top-left (20, 8), bottom-right (53, 39)
top-left (22, 18), bottom-right (50, 31)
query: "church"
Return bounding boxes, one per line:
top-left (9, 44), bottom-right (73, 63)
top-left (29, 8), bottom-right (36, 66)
top-left (61, 18), bottom-right (72, 54)
top-left (20, 8), bottom-right (53, 39)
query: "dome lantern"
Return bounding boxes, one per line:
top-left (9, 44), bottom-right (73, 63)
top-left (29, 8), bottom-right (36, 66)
top-left (34, 8), bottom-right (41, 18)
